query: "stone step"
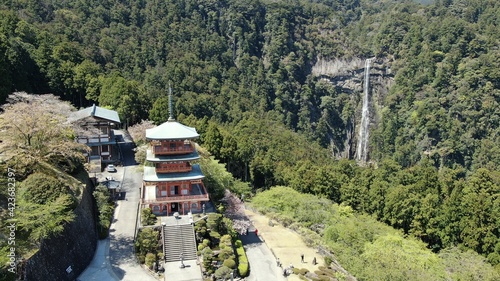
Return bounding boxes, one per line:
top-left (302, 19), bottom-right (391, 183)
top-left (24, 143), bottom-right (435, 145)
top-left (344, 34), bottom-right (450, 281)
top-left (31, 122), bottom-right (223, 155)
top-left (162, 223), bottom-right (198, 262)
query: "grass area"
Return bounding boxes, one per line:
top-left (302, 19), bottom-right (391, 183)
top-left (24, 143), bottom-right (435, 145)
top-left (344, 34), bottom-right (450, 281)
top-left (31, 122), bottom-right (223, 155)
top-left (249, 186), bottom-right (500, 281)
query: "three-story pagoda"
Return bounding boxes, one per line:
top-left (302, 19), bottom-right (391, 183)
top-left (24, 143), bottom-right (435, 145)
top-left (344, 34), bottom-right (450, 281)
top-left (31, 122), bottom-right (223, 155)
top-left (141, 110), bottom-right (209, 216)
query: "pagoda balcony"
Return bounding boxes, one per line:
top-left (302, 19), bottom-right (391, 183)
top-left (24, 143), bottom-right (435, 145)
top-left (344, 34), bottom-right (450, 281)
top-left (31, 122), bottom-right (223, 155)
top-left (155, 166), bottom-right (192, 173)
top-left (142, 193), bottom-right (209, 204)
top-left (153, 145), bottom-right (195, 155)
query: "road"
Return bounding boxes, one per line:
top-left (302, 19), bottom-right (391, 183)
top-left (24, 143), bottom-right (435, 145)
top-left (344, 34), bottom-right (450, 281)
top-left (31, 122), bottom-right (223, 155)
top-left (78, 131), bottom-right (158, 281)
top-left (240, 231), bottom-right (287, 281)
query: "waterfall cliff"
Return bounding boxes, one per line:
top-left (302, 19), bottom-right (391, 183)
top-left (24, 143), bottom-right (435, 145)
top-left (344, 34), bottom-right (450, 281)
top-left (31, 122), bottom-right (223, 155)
top-left (356, 58), bottom-right (373, 163)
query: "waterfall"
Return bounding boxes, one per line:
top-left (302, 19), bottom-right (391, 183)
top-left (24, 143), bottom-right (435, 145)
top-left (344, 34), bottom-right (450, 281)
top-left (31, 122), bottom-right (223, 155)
top-left (357, 58), bottom-right (373, 163)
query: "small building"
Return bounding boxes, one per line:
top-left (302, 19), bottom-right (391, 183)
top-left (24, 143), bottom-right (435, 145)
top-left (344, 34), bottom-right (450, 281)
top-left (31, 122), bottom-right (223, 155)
top-left (70, 104), bottom-right (121, 167)
top-left (141, 116), bottom-right (209, 216)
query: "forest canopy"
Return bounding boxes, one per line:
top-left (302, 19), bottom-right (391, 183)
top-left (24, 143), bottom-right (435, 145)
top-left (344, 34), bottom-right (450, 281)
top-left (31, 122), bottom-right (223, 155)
top-left (1, 0), bottom-right (499, 275)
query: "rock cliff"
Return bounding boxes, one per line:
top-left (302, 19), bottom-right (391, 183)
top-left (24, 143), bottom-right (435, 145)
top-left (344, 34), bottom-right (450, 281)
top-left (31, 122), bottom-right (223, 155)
top-left (312, 56), bottom-right (394, 160)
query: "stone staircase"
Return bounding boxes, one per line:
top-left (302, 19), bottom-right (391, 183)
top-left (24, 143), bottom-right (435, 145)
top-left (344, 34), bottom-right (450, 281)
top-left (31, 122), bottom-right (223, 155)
top-left (162, 223), bottom-right (197, 262)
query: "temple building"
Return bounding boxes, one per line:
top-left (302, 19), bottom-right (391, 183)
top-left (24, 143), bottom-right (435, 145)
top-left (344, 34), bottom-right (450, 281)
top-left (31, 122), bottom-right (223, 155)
top-left (141, 110), bottom-right (209, 216)
top-left (70, 104), bottom-right (121, 167)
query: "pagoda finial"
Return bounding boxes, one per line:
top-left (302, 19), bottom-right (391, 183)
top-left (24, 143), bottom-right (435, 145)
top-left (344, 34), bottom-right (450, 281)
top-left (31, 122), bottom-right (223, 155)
top-left (168, 83), bottom-right (175, 122)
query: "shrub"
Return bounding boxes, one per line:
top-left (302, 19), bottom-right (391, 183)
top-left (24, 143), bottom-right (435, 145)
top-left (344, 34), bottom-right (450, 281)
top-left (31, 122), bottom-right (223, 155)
top-left (141, 208), bottom-right (157, 226)
top-left (198, 244), bottom-right (206, 251)
top-left (220, 234), bottom-right (232, 246)
top-left (135, 228), bottom-right (160, 257)
top-left (223, 258), bottom-right (236, 269)
top-left (215, 265), bottom-right (232, 279)
top-left (93, 184), bottom-right (114, 239)
top-left (218, 247), bottom-right (234, 260)
top-left (145, 253), bottom-right (156, 268)
top-left (235, 240), bottom-right (249, 277)
top-left (299, 268), bottom-right (309, 275)
top-left (235, 240), bottom-right (242, 247)
top-left (210, 230), bottom-right (221, 239)
top-left (238, 261), bottom-right (249, 277)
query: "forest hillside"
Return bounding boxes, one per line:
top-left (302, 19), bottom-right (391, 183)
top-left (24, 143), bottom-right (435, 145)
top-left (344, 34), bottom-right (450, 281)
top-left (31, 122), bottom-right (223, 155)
top-left (1, 0), bottom-right (499, 277)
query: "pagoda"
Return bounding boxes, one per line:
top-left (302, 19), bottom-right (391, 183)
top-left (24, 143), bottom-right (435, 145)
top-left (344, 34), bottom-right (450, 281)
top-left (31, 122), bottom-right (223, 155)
top-left (141, 92), bottom-right (209, 216)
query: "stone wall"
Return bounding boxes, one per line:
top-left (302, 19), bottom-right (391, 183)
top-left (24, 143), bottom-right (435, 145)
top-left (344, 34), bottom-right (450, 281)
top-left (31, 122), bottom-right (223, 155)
top-left (24, 178), bottom-right (98, 281)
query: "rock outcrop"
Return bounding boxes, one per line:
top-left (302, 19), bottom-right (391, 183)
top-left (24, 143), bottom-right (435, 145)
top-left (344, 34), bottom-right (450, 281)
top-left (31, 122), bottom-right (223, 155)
top-left (312, 56), bottom-right (394, 160)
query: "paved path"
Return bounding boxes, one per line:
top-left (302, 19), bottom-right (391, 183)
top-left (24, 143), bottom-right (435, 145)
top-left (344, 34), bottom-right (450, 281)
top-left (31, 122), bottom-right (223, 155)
top-left (244, 208), bottom-right (323, 281)
top-left (240, 232), bottom-right (287, 281)
top-left (77, 239), bottom-right (119, 281)
top-left (79, 132), bottom-right (159, 281)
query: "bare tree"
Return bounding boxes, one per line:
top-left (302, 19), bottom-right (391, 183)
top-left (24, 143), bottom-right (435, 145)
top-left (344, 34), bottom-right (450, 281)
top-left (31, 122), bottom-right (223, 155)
top-left (127, 119), bottom-right (156, 145)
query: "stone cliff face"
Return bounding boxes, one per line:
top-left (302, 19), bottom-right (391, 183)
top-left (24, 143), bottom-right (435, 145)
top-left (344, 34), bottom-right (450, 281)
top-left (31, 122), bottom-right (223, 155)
top-left (24, 177), bottom-right (98, 281)
top-left (312, 56), bottom-right (394, 160)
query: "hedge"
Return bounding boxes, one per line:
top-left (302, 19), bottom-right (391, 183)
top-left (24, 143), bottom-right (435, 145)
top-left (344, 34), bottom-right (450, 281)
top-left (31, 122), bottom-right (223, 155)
top-left (235, 240), bottom-right (249, 277)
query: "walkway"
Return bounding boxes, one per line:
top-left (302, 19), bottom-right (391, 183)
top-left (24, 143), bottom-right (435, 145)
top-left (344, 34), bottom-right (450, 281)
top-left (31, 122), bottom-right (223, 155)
top-left (240, 231), bottom-right (287, 281)
top-left (244, 208), bottom-right (323, 281)
top-left (79, 131), bottom-right (159, 281)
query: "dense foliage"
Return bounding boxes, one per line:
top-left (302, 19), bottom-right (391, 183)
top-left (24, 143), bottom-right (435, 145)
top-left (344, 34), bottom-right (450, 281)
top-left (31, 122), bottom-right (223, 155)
top-left (1, 0), bottom-right (499, 275)
top-left (94, 184), bottom-right (115, 238)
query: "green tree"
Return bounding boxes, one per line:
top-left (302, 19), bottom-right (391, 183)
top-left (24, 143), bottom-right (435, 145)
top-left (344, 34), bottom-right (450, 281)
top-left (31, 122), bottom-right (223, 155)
top-left (460, 169), bottom-right (500, 257)
top-left (19, 173), bottom-right (69, 204)
top-left (203, 122), bottom-right (224, 160)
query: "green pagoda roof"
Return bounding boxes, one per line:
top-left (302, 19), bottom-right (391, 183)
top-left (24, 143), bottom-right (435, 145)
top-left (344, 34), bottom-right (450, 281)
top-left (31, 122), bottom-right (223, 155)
top-left (143, 164), bottom-right (205, 182)
top-left (146, 149), bottom-right (200, 162)
top-left (146, 120), bottom-right (199, 140)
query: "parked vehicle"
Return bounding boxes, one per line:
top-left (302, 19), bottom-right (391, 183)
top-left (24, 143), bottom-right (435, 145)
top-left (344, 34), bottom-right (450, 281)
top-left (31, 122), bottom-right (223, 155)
top-left (106, 164), bottom-right (116, 172)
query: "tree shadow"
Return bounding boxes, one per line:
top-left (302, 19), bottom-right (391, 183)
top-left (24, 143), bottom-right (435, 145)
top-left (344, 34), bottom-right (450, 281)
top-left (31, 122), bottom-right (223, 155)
top-left (108, 235), bottom-right (137, 279)
top-left (239, 231), bottom-right (263, 246)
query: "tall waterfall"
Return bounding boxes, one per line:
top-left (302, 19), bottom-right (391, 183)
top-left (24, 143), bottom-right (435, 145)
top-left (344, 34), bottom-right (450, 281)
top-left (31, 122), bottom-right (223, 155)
top-left (357, 58), bottom-right (373, 163)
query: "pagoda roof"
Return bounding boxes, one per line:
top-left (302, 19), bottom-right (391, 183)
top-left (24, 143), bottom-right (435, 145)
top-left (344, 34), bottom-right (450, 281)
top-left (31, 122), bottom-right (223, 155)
top-left (70, 104), bottom-right (121, 124)
top-left (143, 164), bottom-right (205, 182)
top-left (146, 149), bottom-right (200, 162)
top-left (146, 120), bottom-right (199, 140)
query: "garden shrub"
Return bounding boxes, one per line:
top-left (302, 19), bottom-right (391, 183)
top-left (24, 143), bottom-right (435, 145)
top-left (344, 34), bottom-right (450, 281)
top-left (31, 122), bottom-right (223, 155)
top-left (138, 254), bottom-right (145, 264)
top-left (235, 240), bottom-right (242, 247)
top-left (141, 208), bottom-right (157, 226)
top-left (235, 239), bottom-right (249, 277)
top-left (93, 184), bottom-right (115, 238)
top-left (324, 256), bottom-right (333, 266)
top-left (145, 253), bottom-right (156, 268)
top-left (299, 268), bottom-right (309, 275)
top-left (215, 266), bottom-right (232, 279)
top-left (218, 247), bottom-right (234, 260)
top-left (238, 262), bottom-right (249, 277)
top-left (223, 258), bottom-right (236, 269)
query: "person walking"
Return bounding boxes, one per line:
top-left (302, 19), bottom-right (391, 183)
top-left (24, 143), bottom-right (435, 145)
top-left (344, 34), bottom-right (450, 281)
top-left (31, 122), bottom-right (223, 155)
top-left (312, 257), bottom-right (317, 265)
top-left (301, 254), bottom-right (304, 263)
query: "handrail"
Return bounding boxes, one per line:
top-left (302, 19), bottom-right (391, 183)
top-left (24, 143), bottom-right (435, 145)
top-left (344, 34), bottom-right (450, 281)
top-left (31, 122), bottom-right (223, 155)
top-left (142, 194), bottom-right (209, 204)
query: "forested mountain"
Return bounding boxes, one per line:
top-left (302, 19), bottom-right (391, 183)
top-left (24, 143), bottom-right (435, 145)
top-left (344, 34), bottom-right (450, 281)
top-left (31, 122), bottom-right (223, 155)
top-left (1, 0), bottom-right (499, 276)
